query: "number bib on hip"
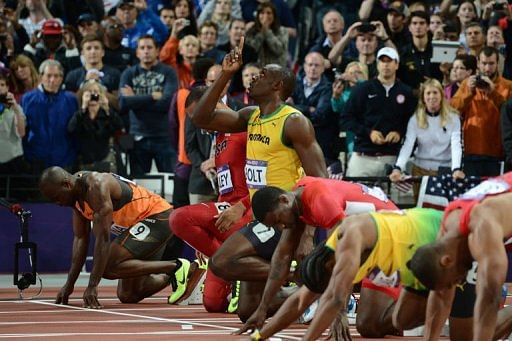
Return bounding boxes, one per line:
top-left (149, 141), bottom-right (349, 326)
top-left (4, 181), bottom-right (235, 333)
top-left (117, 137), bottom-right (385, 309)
top-left (459, 179), bottom-right (510, 200)
top-left (129, 222), bottom-right (150, 241)
top-left (217, 164), bottom-right (234, 195)
top-left (214, 201), bottom-right (232, 214)
top-left (245, 159), bottom-right (268, 189)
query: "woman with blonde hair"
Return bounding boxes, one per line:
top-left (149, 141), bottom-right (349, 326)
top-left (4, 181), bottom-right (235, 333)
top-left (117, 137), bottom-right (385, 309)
top-left (68, 79), bottom-right (124, 172)
top-left (390, 78), bottom-right (465, 195)
top-left (9, 55), bottom-right (39, 102)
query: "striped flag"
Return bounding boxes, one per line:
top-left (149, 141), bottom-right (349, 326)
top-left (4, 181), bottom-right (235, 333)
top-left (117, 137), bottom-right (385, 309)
top-left (416, 174), bottom-right (482, 210)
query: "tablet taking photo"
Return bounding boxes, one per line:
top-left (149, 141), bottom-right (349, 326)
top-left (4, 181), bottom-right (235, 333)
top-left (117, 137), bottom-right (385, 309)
top-left (431, 40), bottom-right (460, 63)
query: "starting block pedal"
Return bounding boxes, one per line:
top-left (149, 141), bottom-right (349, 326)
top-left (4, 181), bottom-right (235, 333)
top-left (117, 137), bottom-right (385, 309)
top-left (177, 271), bottom-right (207, 305)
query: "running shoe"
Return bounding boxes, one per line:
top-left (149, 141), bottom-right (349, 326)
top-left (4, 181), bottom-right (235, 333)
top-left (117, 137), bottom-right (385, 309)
top-left (227, 280), bottom-right (240, 313)
top-left (168, 259), bottom-right (205, 305)
top-left (168, 258), bottom-right (191, 304)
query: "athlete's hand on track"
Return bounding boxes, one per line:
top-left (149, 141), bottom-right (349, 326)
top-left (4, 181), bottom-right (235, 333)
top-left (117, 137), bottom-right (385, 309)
top-left (215, 203), bottom-right (245, 233)
top-left (233, 307), bottom-right (266, 335)
top-left (55, 284), bottom-right (74, 305)
top-left (328, 311), bottom-right (352, 340)
top-left (222, 36), bottom-right (244, 74)
top-left (83, 286), bottom-right (103, 309)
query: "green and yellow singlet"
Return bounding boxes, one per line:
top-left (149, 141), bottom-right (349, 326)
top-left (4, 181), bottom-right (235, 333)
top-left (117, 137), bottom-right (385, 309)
top-left (245, 104), bottom-right (305, 198)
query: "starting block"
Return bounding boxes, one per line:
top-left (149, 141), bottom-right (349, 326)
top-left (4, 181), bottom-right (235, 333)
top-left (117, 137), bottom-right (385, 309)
top-left (177, 270), bottom-right (207, 305)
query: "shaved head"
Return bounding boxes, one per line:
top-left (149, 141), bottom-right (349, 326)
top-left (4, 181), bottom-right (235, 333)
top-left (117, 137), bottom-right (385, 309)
top-left (39, 166), bottom-right (70, 189)
top-left (39, 167), bottom-right (76, 206)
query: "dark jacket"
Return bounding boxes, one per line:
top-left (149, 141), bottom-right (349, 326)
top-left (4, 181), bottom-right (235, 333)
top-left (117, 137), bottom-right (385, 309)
top-left (341, 78), bottom-right (416, 155)
top-left (292, 75), bottom-right (339, 162)
top-left (185, 116), bottom-right (215, 195)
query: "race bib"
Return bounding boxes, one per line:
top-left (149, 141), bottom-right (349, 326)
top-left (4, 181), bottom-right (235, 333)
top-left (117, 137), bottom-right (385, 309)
top-left (245, 159), bottom-right (268, 189)
top-left (459, 179), bottom-right (510, 200)
top-left (217, 165), bottom-right (234, 195)
top-left (252, 223), bottom-right (276, 243)
top-left (129, 222), bottom-right (150, 241)
top-left (214, 201), bottom-right (231, 214)
top-left (360, 184), bottom-right (389, 202)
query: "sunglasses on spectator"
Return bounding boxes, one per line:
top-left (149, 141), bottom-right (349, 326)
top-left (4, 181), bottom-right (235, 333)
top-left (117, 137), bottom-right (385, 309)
top-left (107, 24), bottom-right (121, 30)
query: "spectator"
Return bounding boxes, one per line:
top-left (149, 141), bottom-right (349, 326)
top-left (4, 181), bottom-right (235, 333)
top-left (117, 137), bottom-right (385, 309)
top-left (21, 59), bottom-right (78, 171)
top-left (486, 25), bottom-right (506, 76)
top-left (198, 0), bottom-right (242, 46)
top-left (198, 21), bottom-right (226, 64)
top-left (62, 24), bottom-right (79, 52)
top-left (8, 54), bottom-right (39, 102)
top-left (159, 5), bottom-right (176, 31)
top-left (232, 62), bottom-right (260, 106)
top-left (0, 72), bottom-right (27, 175)
top-left (329, 20), bottom-right (395, 80)
top-left (308, 9), bottom-right (345, 82)
top-left (17, 0), bottom-right (53, 39)
top-left (244, 2), bottom-right (289, 67)
top-left (68, 79), bottom-right (124, 172)
top-left (398, 11), bottom-right (443, 92)
top-left (218, 18), bottom-right (257, 94)
top-left (116, 0), bottom-right (168, 49)
top-left (390, 78), bottom-right (464, 197)
top-left (385, 1), bottom-right (411, 52)
top-left (3, 4), bottom-right (30, 58)
top-left (444, 54), bottom-right (477, 100)
top-left (172, 0), bottom-right (198, 38)
top-left (76, 13), bottom-right (101, 39)
top-left (451, 46), bottom-right (512, 176)
top-left (205, 64), bottom-right (243, 110)
top-left (429, 13), bottom-right (444, 36)
top-left (168, 58), bottom-right (215, 208)
top-left (119, 35), bottom-right (178, 176)
top-left (23, 19), bottom-right (81, 74)
top-left (455, 1), bottom-right (479, 48)
top-left (160, 18), bottom-right (200, 89)
top-left (101, 16), bottom-right (138, 73)
top-left (64, 35), bottom-right (121, 111)
top-left (341, 47), bottom-right (415, 177)
top-left (290, 52), bottom-right (338, 165)
top-left (331, 61), bottom-right (369, 158)
top-left (464, 22), bottom-right (485, 56)
top-left (240, 0), bottom-right (296, 40)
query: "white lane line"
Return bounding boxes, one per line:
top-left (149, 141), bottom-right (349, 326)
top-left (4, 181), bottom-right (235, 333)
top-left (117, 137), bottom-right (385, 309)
top-left (0, 307), bottom-right (205, 314)
top-left (4, 300), bottom-right (304, 340)
top-left (0, 331), bottom-right (237, 338)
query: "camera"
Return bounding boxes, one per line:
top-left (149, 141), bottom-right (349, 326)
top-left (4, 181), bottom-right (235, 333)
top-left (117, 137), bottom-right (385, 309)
top-left (90, 93), bottom-right (100, 101)
top-left (357, 22), bottom-right (377, 34)
top-left (0, 93), bottom-right (8, 104)
top-left (475, 75), bottom-right (489, 88)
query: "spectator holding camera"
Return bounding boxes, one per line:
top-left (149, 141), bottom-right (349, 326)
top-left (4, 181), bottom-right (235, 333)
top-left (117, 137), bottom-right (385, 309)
top-left (451, 46), bottom-right (512, 176)
top-left (390, 79), bottom-right (464, 198)
top-left (0, 72), bottom-right (27, 175)
top-left (328, 20), bottom-right (395, 80)
top-left (21, 59), bottom-right (78, 171)
top-left (64, 35), bottom-right (121, 111)
top-left (68, 79), bottom-right (124, 172)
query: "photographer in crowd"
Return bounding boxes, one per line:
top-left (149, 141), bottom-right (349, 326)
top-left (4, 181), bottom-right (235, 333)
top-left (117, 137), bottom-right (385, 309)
top-left (451, 46), bottom-right (512, 176)
top-left (0, 72), bottom-right (26, 174)
top-left (67, 79), bottom-right (124, 172)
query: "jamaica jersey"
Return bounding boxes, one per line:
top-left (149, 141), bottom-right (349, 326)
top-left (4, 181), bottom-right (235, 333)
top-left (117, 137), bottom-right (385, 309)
top-left (245, 104), bottom-right (304, 198)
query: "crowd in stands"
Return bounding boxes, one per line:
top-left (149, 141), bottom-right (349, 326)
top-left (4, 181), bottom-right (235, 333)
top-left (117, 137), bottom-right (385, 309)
top-left (1, 0), bottom-right (512, 203)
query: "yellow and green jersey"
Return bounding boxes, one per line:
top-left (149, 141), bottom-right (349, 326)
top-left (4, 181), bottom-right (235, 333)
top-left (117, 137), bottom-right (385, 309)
top-left (245, 104), bottom-right (304, 198)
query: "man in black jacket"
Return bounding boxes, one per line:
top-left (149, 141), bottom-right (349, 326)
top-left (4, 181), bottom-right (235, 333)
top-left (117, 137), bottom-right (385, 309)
top-left (341, 46), bottom-right (415, 177)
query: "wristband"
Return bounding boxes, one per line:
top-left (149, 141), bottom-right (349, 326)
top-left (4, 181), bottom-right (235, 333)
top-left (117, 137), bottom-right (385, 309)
top-left (250, 329), bottom-right (262, 341)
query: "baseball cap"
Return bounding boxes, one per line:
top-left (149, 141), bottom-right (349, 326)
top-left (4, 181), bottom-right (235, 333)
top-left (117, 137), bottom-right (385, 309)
top-left (388, 1), bottom-right (410, 17)
top-left (41, 19), bottom-right (63, 35)
top-left (377, 47), bottom-right (400, 63)
top-left (117, 0), bottom-right (136, 9)
top-left (77, 13), bottom-right (95, 25)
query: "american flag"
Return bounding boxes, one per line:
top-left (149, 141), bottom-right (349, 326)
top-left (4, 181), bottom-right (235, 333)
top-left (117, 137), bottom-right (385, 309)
top-left (416, 174), bottom-right (483, 210)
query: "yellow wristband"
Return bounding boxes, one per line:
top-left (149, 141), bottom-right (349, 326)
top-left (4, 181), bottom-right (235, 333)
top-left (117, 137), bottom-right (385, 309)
top-left (250, 329), bottom-right (262, 340)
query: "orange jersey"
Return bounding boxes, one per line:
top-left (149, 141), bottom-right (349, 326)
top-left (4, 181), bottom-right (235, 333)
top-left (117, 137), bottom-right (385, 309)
top-left (75, 176), bottom-right (172, 229)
